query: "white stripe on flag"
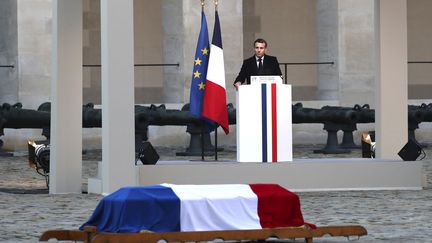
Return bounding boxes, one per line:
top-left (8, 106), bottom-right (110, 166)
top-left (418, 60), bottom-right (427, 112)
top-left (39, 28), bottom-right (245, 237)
top-left (164, 184), bottom-right (261, 231)
top-left (206, 44), bottom-right (225, 88)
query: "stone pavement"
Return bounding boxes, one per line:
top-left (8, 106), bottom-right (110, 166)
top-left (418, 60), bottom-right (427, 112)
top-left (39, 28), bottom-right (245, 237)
top-left (0, 144), bottom-right (431, 242)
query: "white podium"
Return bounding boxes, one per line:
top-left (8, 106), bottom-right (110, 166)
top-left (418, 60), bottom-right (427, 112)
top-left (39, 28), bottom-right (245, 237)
top-left (236, 76), bottom-right (292, 162)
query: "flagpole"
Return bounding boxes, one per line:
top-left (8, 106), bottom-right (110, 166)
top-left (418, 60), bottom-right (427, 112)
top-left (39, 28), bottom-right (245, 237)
top-left (201, 121), bottom-right (205, 161)
top-left (201, 0), bottom-right (205, 161)
top-left (202, 0), bottom-right (229, 160)
top-left (196, 0), bottom-right (208, 161)
top-left (214, 125), bottom-right (218, 161)
top-left (213, 0), bottom-right (219, 162)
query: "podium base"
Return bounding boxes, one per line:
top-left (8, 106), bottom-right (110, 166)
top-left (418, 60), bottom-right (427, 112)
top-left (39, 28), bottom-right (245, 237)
top-left (176, 151), bottom-right (215, 156)
top-left (313, 148), bottom-right (351, 154)
top-left (338, 144), bottom-right (361, 149)
top-left (137, 158), bottom-right (423, 191)
top-left (0, 151), bottom-right (13, 157)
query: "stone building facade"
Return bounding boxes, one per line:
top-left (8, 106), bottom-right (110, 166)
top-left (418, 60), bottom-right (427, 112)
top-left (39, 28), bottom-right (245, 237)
top-left (0, 0), bottom-right (431, 150)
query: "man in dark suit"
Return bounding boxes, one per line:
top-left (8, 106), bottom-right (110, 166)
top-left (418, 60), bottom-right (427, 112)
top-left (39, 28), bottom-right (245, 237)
top-left (234, 38), bottom-right (282, 90)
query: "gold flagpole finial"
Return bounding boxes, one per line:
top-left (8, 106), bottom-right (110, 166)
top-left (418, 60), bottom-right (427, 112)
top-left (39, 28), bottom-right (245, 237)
top-left (214, 0), bottom-right (219, 10)
top-left (201, 0), bottom-right (205, 9)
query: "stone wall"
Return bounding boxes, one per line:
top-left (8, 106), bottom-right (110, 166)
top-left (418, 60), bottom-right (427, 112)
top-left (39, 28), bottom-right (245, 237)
top-left (83, 0), bottom-right (165, 104)
top-left (134, 0), bottom-right (164, 103)
top-left (407, 0), bottom-right (432, 99)
top-left (83, 0), bottom-right (101, 104)
top-left (243, 0), bottom-right (318, 101)
top-left (17, 0), bottom-right (52, 109)
top-left (0, 0), bottom-right (18, 104)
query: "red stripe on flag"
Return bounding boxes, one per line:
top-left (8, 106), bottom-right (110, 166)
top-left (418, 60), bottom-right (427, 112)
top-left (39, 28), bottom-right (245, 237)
top-left (202, 80), bottom-right (229, 134)
top-left (249, 184), bottom-right (307, 228)
top-left (271, 83), bottom-right (277, 162)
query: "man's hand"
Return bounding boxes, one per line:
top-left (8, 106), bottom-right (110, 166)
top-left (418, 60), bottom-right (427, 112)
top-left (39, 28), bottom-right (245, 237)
top-left (234, 81), bottom-right (242, 91)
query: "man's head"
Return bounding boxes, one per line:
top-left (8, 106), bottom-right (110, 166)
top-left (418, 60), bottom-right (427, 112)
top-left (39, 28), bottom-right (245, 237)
top-left (254, 38), bottom-right (267, 58)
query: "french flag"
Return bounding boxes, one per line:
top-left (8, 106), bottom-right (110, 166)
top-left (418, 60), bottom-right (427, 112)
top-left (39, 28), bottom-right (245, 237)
top-left (80, 184), bottom-right (312, 233)
top-left (202, 10), bottom-right (229, 134)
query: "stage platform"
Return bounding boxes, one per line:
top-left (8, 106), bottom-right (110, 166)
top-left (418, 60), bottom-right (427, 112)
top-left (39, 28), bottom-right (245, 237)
top-left (88, 158), bottom-right (424, 194)
top-left (136, 158), bottom-right (424, 192)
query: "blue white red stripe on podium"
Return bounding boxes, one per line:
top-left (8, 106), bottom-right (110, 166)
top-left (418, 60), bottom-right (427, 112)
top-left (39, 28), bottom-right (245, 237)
top-left (80, 184), bottom-right (311, 233)
top-left (236, 82), bottom-right (292, 162)
top-left (261, 83), bottom-right (280, 162)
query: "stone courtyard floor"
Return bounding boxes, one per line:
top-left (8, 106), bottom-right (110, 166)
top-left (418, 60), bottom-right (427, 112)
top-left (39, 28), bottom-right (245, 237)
top-left (0, 144), bottom-right (431, 242)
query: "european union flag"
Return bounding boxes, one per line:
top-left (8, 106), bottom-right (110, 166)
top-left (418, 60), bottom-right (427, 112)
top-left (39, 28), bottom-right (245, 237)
top-left (189, 10), bottom-right (210, 118)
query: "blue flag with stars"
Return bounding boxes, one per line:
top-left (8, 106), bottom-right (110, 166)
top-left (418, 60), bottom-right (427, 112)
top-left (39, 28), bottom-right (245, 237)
top-left (189, 10), bottom-right (210, 118)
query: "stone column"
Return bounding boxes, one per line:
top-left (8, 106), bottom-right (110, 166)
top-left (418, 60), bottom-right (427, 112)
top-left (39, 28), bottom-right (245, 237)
top-left (374, 0), bottom-right (408, 159)
top-left (17, 0), bottom-right (52, 109)
top-left (161, 0), bottom-right (184, 103)
top-left (0, 1), bottom-right (18, 104)
top-left (316, 0), bottom-right (375, 106)
top-left (50, 0), bottom-right (83, 193)
top-left (316, 0), bottom-right (339, 100)
top-left (101, 0), bottom-right (136, 194)
top-left (338, 0), bottom-right (375, 106)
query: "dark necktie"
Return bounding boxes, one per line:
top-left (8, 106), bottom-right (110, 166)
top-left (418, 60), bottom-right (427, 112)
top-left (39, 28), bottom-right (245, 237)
top-left (258, 57), bottom-right (263, 74)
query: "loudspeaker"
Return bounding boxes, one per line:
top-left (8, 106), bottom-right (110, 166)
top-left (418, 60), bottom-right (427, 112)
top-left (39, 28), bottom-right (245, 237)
top-left (398, 139), bottom-right (422, 161)
top-left (137, 141), bottom-right (159, 165)
top-left (28, 140), bottom-right (51, 173)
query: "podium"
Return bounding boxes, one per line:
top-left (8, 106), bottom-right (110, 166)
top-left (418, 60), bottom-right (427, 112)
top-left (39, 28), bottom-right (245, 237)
top-left (236, 76), bottom-right (292, 162)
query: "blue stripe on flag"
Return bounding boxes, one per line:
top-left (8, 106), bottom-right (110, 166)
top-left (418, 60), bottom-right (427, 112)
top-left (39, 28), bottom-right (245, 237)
top-left (80, 185), bottom-right (181, 233)
top-left (211, 11), bottom-right (222, 48)
top-left (261, 83), bottom-right (267, 163)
